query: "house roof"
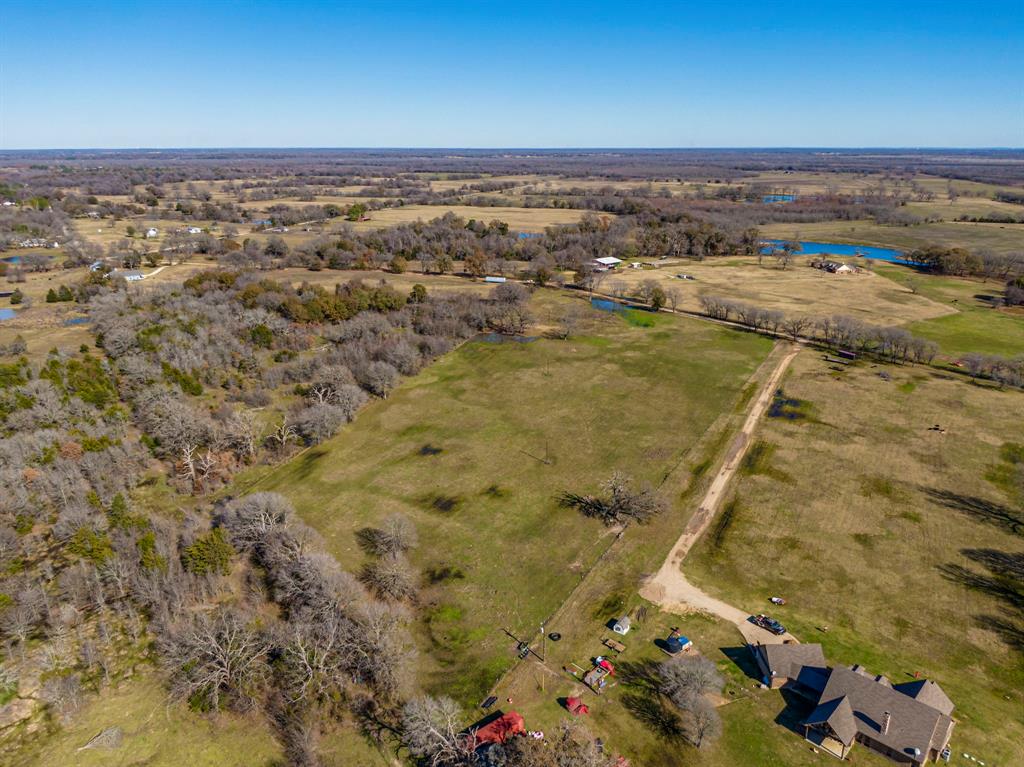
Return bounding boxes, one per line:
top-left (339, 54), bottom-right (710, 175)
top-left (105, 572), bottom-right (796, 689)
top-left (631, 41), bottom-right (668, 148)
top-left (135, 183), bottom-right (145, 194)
top-left (757, 642), bottom-right (827, 681)
top-left (893, 680), bottom-right (955, 716)
top-left (808, 665), bottom-right (954, 759)
top-left (806, 695), bottom-right (858, 745)
top-left (594, 256), bottom-right (622, 265)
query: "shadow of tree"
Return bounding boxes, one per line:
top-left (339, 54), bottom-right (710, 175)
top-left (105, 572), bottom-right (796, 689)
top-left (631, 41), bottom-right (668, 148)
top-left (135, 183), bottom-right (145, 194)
top-left (616, 659), bottom-right (663, 691)
top-left (921, 488), bottom-right (1023, 535)
top-left (621, 693), bottom-right (684, 741)
top-left (938, 547), bottom-right (1024, 656)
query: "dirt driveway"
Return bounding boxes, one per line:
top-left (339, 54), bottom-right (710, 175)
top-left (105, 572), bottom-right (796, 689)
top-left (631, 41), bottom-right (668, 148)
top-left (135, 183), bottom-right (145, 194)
top-left (640, 344), bottom-right (800, 645)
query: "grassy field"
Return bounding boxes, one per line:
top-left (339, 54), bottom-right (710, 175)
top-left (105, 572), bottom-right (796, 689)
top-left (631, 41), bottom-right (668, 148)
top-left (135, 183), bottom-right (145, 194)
top-left (874, 263), bottom-right (1024, 358)
top-left (349, 204), bottom-right (600, 232)
top-left (15, 675), bottom-right (283, 767)
top-left (603, 256), bottom-right (955, 327)
top-left (245, 291), bottom-right (772, 705)
top-left (760, 218), bottom-right (1024, 255)
top-left (686, 352), bottom-right (1024, 766)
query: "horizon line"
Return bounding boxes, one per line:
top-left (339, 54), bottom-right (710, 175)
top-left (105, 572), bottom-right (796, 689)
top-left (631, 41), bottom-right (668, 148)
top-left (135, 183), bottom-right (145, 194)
top-left (1, 146), bottom-right (1023, 153)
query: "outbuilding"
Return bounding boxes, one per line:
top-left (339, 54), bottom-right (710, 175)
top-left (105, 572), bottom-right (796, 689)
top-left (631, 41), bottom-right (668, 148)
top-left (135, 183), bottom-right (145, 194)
top-left (593, 256), bottom-right (623, 270)
top-left (612, 616), bottom-right (631, 635)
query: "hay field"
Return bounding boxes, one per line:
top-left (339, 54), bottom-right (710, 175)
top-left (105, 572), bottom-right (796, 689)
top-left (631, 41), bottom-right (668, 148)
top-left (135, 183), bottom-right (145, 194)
top-left (249, 291), bottom-right (771, 703)
top-left (686, 352), bottom-right (1024, 764)
top-left (604, 256), bottom-right (955, 327)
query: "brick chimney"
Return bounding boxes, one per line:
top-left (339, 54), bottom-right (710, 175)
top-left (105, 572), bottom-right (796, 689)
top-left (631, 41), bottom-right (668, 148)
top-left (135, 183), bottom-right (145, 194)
top-left (881, 711), bottom-right (891, 735)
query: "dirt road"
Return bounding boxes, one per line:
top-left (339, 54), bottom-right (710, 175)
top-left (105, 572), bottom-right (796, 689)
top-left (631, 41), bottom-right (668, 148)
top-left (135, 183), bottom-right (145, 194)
top-left (640, 344), bottom-right (800, 645)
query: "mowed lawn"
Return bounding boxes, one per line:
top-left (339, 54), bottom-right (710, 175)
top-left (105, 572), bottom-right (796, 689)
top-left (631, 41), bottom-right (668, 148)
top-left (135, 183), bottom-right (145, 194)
top-left (686, 352), bottom-right (1024, 765)
top-left (255, 293), bottom-right (771, 703)
top-left (875, 263), bottom-right (1024, 358)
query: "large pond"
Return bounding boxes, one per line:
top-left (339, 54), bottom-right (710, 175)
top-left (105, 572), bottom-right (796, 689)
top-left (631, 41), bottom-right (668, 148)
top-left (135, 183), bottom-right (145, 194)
top-left (762, 239), bottom-right (909, 264)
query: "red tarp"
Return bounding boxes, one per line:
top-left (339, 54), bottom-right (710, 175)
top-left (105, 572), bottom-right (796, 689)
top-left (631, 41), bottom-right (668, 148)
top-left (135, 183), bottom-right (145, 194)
top-left (472, 712), bottom-right (526, 745)
top-left (598, 659), bottom-right (614, 673)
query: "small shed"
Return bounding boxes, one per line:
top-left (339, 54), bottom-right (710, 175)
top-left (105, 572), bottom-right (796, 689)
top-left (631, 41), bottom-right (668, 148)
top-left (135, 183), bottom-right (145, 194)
top-left (612, 616), bottom-right (631, 635)
top-left (145, 227), bottom-right (159, 238)
top-left (565, 697), bottom-right (589, 716)
top-left (484, 276), bottom-right (506, 283)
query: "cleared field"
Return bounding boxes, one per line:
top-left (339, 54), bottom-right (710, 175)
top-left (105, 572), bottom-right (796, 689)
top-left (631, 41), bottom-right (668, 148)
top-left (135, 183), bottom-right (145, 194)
top-left (874, 263), bottom-right (1024, 358)
top-left (15, 675), bottom-right (282, 767)
top-left (686, 352), bottom-right (1024, 765)
top-left (905, 196), bottom-right (1024, 220)
top-left (248, 291), bottom-right (772, 703)
top-left (604, 256), bottom-right (956, 327)
top-left (349, 204), bottom-right (599, 232)
top-left (760, 218), bottom-right (1024, 255)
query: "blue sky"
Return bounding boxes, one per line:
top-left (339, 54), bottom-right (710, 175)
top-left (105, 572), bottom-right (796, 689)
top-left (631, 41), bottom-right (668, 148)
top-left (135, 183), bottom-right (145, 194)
top-left (1, 1), bottom-right (1021, 148)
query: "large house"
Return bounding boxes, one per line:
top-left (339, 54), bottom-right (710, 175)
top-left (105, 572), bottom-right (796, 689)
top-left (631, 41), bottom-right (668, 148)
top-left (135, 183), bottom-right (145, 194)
top-left (753, 643), bottom-right (954, 765)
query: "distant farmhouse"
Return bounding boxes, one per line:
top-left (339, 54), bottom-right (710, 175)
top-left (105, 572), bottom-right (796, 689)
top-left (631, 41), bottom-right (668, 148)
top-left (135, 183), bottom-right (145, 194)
top-left (811, 258), bottom-right (856, 274)
top-left (110, 269), bottom-right (145, 282)
top-left (753, 643), bottom-right (954, 765)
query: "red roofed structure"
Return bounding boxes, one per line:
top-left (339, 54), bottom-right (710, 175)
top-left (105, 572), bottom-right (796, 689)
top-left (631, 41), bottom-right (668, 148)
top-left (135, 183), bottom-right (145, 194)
top-left (471, 711), bottom-right (525, 746)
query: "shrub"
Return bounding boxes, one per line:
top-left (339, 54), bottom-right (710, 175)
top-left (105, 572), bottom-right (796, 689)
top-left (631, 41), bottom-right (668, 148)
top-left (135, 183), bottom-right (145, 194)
top-left (181, 528), bottom-right (234, 576)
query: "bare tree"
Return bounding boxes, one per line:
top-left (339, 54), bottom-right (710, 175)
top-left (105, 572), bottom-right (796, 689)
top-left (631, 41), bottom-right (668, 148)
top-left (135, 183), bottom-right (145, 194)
top-left (401, 696), bottom-right (477, 767)
top-left (684, 698), bottom-right (722, 749)
top-left (659, 654), bottom-right (724, 711)
top-left (361, 553), bottom-right (418, 602)
top-left (160, 608), bottom-right (270, 712)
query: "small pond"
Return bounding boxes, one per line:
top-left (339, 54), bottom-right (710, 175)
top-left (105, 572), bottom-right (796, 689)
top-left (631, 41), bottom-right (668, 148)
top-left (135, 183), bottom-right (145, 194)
top-left (762, 194), bottom-right (796, 203)
top-left (0, 308), bottom-right (16, 321)
top-left (591, 298), bottom-right (628, 313)
top-left (762, 239), bottom-right (909, 264)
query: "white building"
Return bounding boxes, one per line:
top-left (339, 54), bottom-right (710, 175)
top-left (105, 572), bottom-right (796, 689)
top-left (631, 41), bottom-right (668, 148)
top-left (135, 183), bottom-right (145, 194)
top-left (145, 227), bottom-right (159, 238)
top-left (186, 226), bottom-right (203, 235)
top-left (593, 256), bottom-right (623, 271)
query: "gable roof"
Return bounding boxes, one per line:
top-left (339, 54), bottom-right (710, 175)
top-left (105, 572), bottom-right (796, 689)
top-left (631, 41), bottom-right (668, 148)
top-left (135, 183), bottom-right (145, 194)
top-left (758, 642), bottom-right (827, 681)
top-left (806, 695), bottom-right (857, 745)
top-left (812, 665), bottom-right (954, 759)
top-left (893, 680), bottom-right (955, 716)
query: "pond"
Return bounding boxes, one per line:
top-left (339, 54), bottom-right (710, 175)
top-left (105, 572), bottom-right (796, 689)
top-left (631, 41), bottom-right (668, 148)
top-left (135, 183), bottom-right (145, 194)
top-left (64, 316), bottom-right (90, 326)
top-left (762, 239), bottom-right (909, 264)
top-left (762, 194), bottom-right (796, 203)
top-left (2, 256), bottom-right (22, 264)
top-left (0, 308), bottom-right (16, 321)
top-left (591, 298), bottom-right (628, 313)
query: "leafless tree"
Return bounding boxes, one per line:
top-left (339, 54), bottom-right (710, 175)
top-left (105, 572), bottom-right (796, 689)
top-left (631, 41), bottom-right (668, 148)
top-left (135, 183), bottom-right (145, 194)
top-left (362, 553), bottom-right (418, 602)
top-left (160, 608), bottom-right (270, 712)
top-left (684, 698), bottom-right (722, 748)
top-left (401, 696), bottom-right (477, 767)
top-left (659, 654), bottom-right (724, 711)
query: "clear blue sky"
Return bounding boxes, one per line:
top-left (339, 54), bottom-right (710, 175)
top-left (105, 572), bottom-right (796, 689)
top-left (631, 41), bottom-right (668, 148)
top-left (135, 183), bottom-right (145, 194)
top-left (1, 0), bottom-right (1021, 148)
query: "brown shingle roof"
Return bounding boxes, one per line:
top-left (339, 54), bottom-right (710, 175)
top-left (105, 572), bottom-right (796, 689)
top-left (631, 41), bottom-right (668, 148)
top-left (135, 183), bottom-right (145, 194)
top-left (893, 679), bottom-right (955, 716)
top-left (811, 666), bottom-right (954, 760)
top-left (758, 642), bottom-right (827, 681)
top-left (806, 695), bottom-right (858, 745)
